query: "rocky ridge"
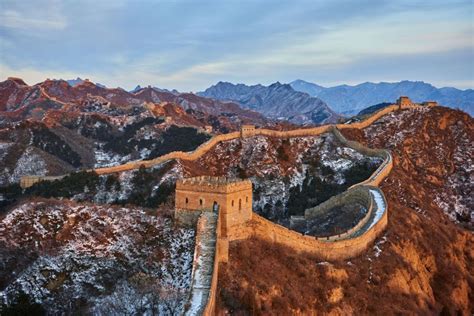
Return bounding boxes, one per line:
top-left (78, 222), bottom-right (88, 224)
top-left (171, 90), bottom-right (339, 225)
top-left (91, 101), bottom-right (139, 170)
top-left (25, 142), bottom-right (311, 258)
top-left (198, 81), bottom-right (340, 124)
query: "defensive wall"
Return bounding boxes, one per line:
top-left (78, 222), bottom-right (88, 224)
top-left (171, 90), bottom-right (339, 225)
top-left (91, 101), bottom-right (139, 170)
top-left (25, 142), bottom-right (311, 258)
top-left (185, 211), bottom-right (224, 316)
top-left (92, 97), bottom-right (421, 175)
top-left (230, 201), bottom-right (388, 261)
top-left (180, 98), bottom-right (425, 314)
top-left (301, 185), bottom-right (374, 241)
top-left (19, 175), bottom-right (65, 189)
top-left (18, 96), bottom-right (432, 182)
top-left (220, 186), bottom-right (388, 261)
top-left (180, 130), bottom-right (392, 314)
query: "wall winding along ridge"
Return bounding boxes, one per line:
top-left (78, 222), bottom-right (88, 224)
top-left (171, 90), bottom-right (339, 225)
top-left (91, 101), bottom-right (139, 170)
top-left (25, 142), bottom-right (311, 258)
top-left (92, 104), bottom-right (401, 175)
top-left (183, 104), bottom-right (415, 314)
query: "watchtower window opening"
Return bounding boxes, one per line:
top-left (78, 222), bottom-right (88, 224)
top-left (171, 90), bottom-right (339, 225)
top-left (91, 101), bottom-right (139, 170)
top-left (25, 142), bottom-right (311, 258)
top-left (213, 201), bottom-right (218, 212)
top-left (239, 199), bottom-right (242, 210)
top-left (199, 199), bottom-right (203, 206)
top-left (232, 200), bottom-right (234, 207)
top-left (185, 197), bottom-right (188, 204)
top-left (246, 196), bottom-right (248, 203)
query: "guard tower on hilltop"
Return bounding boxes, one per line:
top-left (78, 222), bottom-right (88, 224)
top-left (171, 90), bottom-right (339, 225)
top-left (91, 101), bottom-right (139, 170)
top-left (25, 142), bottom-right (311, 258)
top-left (175, 176), bottom-right (253, 236)
top-left (396, 96), bottom-right (413, 109)
top-left (240, 125), bottom-right (256, 138)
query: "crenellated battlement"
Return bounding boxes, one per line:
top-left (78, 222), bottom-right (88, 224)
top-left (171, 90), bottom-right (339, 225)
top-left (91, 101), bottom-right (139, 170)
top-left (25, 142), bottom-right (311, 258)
top-left (241, 124), bottom-right (256, 138)
top-left (177, 176), bottom-right (252, 194)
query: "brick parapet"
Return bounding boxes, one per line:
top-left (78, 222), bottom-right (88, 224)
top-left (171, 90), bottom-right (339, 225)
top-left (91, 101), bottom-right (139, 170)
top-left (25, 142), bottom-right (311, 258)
top-left (177, 176), bottom-right (252, 194)
top-left (230, 202), bottom-right (388, 261)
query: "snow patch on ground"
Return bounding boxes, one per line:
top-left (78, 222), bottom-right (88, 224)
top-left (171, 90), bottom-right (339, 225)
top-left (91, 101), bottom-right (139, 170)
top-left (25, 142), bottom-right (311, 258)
top-left (94, 144), bottom-right (132, 168)
top-left (9, 147), bottom-right (47, 183)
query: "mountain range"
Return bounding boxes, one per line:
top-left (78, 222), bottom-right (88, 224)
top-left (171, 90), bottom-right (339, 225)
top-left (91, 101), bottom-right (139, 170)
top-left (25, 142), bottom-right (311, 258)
top-left (0, 77), bottom-right (277, 186)
top-left (0, 77), bottom-right (269, 129)
top-left (290, 79), bottom-right (474, 115)
top-left (198, 81), bottom-right (340, 125)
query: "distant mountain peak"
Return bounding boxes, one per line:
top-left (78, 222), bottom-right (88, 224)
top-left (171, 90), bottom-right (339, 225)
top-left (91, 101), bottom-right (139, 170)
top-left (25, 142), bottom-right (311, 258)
top-left (75, 78), bottom-right (97, 88)
top-left (131, 85), bottom-right (142, 93)
top-left (66, 77), bottom-right (84, 87)
top-left (65, 78), bottom-right (106, 89)
top-left (199, 81), bottom-right (339, 124)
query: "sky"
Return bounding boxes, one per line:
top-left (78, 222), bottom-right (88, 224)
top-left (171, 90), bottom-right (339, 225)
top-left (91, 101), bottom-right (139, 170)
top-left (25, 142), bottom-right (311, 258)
top-left (0, 0), bottom-right (473, 92)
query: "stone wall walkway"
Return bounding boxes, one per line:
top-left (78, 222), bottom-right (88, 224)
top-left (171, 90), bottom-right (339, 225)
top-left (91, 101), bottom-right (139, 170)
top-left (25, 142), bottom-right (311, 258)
top-left (185, 211), bottom-right (218, 315)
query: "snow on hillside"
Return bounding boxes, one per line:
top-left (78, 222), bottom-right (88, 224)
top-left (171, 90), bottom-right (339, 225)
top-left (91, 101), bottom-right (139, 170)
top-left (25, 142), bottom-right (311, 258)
top-left (249, 134), bottom-right (379, 210)
top-left (363, 107), bottom-right (473, 226)
top-left (0, 200), bottom-right (195, 314)
top-left (363, 106), bottom-right (430, 149)
top-left (94, 145), bottom-right (132, 168)
top-left (8, 147), bottom-right (47, 183)
top-left (0, 142), bottom-right (12, 160)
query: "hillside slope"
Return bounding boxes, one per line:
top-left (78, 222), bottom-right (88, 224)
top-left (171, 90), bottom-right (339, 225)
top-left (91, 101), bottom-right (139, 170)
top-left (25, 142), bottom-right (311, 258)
top-left (0, 199), bottom-right (194, 314)
top-left (216, 106), bottom-right (473, 314)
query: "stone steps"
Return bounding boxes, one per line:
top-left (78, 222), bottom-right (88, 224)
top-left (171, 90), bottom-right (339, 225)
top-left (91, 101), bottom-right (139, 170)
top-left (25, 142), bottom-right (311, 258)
top-left (186, 211), bottom-right (218, 315)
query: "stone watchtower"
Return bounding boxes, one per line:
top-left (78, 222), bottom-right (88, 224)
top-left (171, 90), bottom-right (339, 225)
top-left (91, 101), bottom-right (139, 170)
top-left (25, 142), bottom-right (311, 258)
top-left (175, 176), bottom-right (253, 237)
top-left (240, 125), bottom-right (256, 138)
top-left (396, 96), bottom-right (412, 109)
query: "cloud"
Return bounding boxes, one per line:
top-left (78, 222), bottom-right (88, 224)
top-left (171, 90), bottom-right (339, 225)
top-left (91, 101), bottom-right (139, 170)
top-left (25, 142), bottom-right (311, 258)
top-left (0, 0), bottom-right (472, 91)
top-left (0, 9), bottom-right (66, 30)
top-left (0, 0), bottom-right (67, 31)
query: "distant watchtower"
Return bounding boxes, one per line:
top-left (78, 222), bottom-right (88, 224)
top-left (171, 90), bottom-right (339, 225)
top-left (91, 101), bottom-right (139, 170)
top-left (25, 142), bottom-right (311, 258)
top-left (175, 176), bottom-right (253, 236)
top-left (241, 125), bottom-right (256, 138)
top-left (396, 96), bottom-right (412, 109)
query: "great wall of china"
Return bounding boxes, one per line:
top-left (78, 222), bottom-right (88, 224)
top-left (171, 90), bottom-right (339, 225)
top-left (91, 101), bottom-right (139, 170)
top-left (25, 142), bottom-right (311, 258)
top-left (19, 97), bottom-right (436, 315)
top-left (179, 98), bottom-right (433, 315)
